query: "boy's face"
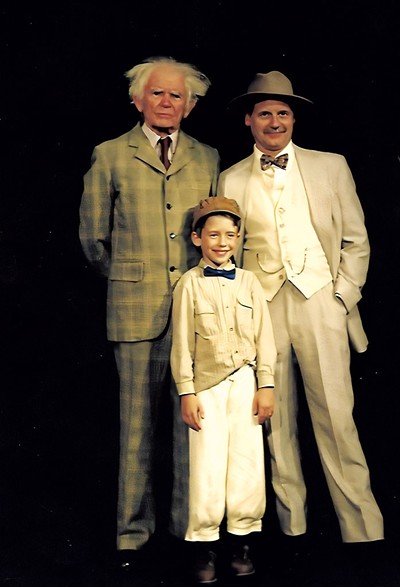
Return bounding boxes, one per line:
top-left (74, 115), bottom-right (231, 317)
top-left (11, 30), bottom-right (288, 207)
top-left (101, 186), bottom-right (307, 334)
top-left (191, 214), bottom-right (240, 268)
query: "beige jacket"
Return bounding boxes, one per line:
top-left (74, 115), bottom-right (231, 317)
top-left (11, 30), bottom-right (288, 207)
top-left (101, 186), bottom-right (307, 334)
top-left (218, 144), bottom-right (370, 352)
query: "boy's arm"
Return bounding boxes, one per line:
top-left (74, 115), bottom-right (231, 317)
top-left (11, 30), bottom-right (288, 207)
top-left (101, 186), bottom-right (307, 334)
top-left (170, 276), bottom-right (197, 395)
top-left (252, 387), bottom-right (275, 425)
top-left (171, 277), bottom-right (206, 431)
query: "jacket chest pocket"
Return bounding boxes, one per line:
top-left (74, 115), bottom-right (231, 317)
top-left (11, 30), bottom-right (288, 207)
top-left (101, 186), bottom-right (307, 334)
top-left (194, 300), bottom-right (217, 338)
top-left (236, 295), bottom-right (254, 332)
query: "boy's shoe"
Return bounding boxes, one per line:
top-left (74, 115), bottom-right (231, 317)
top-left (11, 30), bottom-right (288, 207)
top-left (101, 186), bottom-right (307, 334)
top-left (230, 544), bottom-right (255, 577)
top-left (193, 549), bottom-right (217, 584)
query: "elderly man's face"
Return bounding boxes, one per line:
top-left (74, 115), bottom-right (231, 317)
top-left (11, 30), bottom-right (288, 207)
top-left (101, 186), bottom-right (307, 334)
top-left (134, 64), bottom-right (195, 135)
top-left (245, 99), bottom-right (295, 155)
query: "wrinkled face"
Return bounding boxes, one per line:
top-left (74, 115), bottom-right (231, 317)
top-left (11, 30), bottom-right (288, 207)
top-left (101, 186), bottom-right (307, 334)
top-left (192, 215), bottom-right (240, 268)
top-left (245, 99), bottom-right (295, 154)
top-left (133, 64), bottom-right (195, 135)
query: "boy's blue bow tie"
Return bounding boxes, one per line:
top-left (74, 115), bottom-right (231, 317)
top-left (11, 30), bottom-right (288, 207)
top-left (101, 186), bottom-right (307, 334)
top-left (203, 266), bottom-right (236, 280)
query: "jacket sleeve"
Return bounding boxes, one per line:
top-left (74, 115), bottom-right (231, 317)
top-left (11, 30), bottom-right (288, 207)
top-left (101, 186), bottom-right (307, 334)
top-left (334, 156), bottom-right (370, 312)
top-left (79, 145), bottom-right (115, 277)
top-left (171, 277), bottom-right (197, 395)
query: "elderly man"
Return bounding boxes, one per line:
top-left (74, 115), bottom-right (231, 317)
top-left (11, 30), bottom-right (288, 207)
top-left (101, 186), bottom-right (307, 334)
top-left (79, 56), bottom-right (219, 574)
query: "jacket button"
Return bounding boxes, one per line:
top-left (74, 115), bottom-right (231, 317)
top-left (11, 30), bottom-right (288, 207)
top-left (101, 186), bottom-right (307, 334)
top-left (166, 202), bottom-right (172, 209)
top-left (169, 266), bottom-right (176, 272)
top-left (169, 233), bottom-right (176, 239)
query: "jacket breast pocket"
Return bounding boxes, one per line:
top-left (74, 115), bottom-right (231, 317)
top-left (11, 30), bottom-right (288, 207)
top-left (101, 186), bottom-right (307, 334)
top-left (194, 301), bottom-right (217, 338)
top-left (236, 294), bottom-right (254, 332)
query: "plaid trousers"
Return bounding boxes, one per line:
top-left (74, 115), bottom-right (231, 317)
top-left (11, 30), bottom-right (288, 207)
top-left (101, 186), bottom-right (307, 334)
top-left (114, 323), bottom-right (189, 549)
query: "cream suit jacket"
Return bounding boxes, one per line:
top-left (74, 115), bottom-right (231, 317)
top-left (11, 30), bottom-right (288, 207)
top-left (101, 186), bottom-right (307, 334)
top-left (80, 123), bottom-right (220, 341)
top-left (217, 144), bottom-right (369, 352)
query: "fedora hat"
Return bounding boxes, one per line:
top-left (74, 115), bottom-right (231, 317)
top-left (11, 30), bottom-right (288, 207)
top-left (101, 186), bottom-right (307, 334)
top-left (229, 70), bottom-right (313, 111)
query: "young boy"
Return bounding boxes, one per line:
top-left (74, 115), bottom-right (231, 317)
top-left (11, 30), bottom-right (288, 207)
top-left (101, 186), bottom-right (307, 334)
top-left (171, 196), bottom-right (277, 583)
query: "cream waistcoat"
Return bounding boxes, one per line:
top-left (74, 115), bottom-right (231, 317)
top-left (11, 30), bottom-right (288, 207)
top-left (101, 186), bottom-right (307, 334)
top-left (243, 145), bottom-right (332, 300)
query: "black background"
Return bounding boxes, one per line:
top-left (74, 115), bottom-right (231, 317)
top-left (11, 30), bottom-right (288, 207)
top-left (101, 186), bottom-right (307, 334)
top-left (1, 1), bottom-right (400, 585)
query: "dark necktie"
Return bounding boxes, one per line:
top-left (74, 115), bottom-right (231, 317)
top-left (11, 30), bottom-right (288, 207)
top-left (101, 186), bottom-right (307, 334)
top-left (203, 266), bottom-right (236, 280)
top-left (260, 153), bottom-right (289, 171)
top-left (158, 136), bottom-right (172, 170)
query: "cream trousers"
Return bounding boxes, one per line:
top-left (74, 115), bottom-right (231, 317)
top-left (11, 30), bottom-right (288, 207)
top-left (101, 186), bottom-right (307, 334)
top-left (185, 365), bottom-right (266, 542)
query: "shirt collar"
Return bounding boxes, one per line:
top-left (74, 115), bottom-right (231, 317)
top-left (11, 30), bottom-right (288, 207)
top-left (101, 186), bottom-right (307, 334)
top-left (199, 259), bottom-right (236, 271)
top-left (141, 123), bottom-right (179, 154)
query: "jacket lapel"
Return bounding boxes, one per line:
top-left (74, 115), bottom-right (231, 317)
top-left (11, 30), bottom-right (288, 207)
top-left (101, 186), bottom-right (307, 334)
top-left (128, 123), bottom-right (165, 172)
top-left (168, 131), bottom-right (194, 173)
top-left (294, 145), bottom-right (333, 241)
top-left (127, 124), bottom-right (196, 174)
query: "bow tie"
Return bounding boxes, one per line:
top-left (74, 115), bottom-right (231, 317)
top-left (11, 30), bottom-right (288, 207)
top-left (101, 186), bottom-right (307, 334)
top-left (203, 266), bottom-right (236, 280)
top-left (260, 153), bottom-right (289, 171)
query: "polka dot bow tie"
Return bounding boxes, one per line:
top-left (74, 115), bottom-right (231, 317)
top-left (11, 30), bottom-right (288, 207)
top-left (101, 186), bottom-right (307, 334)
top-left (260, 153), bottom-right (289, 170)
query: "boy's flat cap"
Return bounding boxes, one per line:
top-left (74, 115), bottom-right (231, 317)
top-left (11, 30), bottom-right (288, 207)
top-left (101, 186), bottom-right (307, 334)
top-left (192, 196), bottom-right (242, 229)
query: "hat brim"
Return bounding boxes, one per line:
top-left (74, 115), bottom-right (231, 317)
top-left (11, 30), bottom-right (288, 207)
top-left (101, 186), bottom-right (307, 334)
top-left (192, 209), bottom-right (242, 230)
top-left (228, 92), bottom-right (314, 113)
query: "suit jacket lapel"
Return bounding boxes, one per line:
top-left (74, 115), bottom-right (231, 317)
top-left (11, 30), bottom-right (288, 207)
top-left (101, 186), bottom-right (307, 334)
top-left (128, 123), bottom-right (165, 172)
top-left (127, 124), bottom-right (196, 174)
top-left (294, 145), bottom-right (333, 240)
top-left (169, 131), bottom-right (194, 173)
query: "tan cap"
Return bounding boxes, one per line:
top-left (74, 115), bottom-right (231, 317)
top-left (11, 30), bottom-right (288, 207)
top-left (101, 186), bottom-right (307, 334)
top-left (192, 196), bottom-right (242, 229)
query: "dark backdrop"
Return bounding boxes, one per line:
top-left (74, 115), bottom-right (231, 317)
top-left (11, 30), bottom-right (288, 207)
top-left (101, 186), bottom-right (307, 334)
top-left (1, 0), bottom-right (400, 581)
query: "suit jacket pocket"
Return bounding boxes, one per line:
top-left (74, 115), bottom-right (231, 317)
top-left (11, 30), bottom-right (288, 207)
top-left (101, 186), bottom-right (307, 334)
top-left (108, 261), bottom-right (144, 282)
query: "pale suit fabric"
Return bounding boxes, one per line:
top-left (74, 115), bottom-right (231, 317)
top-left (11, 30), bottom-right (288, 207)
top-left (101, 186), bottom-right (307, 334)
top-left (218, 143), bottom-right (384, 542)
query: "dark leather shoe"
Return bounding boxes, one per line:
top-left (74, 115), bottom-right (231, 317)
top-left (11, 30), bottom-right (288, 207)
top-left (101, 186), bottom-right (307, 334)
top-left (193, 549), bottom-right (217, 584)
top-left (230, 544), bottom-right (255, 577)
top-left (117, 549), bottom-right (140, 572)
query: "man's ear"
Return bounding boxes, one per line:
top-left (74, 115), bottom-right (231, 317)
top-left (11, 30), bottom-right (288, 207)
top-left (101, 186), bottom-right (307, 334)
top-left (132, 96), bottom-right (143, 113)
top-left (245, 113), bottom-right (251, 127)
top-left (183, 99), bottom-right (197, 119)
top-left (191, 231), bottom-right (201, 247)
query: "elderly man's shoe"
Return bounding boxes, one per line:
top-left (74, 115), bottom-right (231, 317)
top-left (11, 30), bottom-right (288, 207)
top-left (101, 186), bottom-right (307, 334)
top-left (117, 549), bottom-right (141, 572)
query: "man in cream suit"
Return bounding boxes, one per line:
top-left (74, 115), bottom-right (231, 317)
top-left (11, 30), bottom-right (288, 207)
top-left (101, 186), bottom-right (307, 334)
top-left (217, 71), bottom-right (383, 547)
top-left (79, 56), bottom-right (219, 573)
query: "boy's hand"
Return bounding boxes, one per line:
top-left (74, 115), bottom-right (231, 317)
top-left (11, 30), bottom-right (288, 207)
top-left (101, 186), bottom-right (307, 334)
top-left (252, 387), bottom-right (275, 425)
top-left (181, 394), bottom-right (204, 431)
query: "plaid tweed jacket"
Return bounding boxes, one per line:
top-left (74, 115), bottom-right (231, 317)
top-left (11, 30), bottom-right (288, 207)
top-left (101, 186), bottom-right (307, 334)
top-left (80, 122), bottom-right (220, 341)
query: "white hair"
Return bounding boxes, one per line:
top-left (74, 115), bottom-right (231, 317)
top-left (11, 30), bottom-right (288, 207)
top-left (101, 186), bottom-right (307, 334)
top-left (125, 56), bottom-right (211, 104)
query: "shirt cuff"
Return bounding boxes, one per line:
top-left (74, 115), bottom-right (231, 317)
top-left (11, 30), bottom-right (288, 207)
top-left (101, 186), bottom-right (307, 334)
top-left (176, 381), bottom-right (196, 396)
top-left (256, 373), bottom-right (275, 388)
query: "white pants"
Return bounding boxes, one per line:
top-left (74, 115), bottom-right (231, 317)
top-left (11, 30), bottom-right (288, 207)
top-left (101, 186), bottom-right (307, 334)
top-left (268, 281), bottom-right (384, 542)
top-left (185, 365), bottom-right (266, 542)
